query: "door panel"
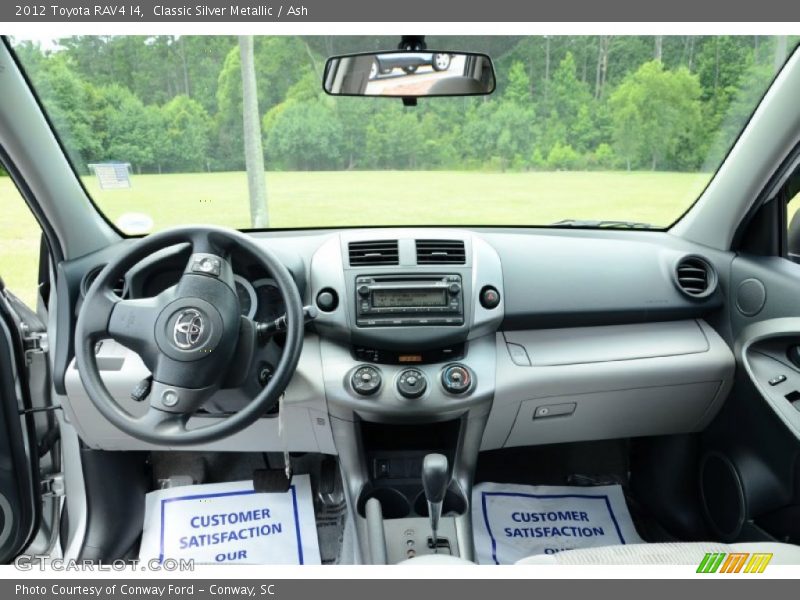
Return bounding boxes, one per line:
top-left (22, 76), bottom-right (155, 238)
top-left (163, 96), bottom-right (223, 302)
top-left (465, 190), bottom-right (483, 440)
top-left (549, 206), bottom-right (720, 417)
top-left (698, 254), bottom-right (800, 543)
top-left (0, 285), bottom-right (41, 562)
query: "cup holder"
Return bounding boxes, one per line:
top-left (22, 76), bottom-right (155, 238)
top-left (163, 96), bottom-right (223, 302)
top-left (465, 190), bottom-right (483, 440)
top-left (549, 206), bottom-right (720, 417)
top-left (413, 488), bottom-right (468, 517)
top-left (357, 486), bottom-right (411, 519)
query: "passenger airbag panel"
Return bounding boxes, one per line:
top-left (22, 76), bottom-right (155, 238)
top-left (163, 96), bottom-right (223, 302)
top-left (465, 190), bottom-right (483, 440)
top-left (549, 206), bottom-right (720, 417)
top-left (503, 320), bottom-right (709, 366)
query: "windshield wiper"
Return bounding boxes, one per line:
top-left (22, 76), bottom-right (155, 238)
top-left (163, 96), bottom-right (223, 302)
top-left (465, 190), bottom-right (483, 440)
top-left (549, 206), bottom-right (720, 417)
top-left (550, 219), bottom-right (655, 229)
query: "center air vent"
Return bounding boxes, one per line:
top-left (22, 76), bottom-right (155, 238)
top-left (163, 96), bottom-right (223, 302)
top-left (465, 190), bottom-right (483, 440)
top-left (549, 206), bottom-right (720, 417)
top-left (416, 239), bottom-right (466, 265)
top-left (674, 256), bottom-right (716, 299)
top-left (348, 240), bottom-right (399, 266)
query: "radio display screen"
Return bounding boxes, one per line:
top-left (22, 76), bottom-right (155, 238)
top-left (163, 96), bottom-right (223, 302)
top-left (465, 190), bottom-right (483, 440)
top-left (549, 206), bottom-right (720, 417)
top-left (372, 288), bottom-right (447, 308)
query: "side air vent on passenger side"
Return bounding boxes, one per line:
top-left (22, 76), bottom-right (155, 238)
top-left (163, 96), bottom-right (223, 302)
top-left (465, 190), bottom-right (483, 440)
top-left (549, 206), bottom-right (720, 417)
top-left (348, 240), bottom-right (399, 266)
top-left (415, 239), bottom-right (466, 265)
top-left (674, 256), bottom-right (717, 299)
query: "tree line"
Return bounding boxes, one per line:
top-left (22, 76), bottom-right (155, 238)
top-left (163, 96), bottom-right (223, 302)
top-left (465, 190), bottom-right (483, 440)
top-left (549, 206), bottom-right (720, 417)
top-left (6, 35), bottom-right (797, 175)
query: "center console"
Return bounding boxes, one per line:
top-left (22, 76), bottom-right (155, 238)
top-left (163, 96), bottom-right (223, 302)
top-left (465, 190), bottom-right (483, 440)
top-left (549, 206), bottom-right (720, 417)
top-left (309, 230), bottom-right (503, 563)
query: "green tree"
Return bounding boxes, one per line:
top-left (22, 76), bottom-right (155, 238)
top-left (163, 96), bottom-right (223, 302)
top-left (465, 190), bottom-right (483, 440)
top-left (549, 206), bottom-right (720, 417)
top-left (215, 38), bottom-right (317, 169)
top-left (33, 56), bottom-right (103, 169)
top-left (161, 96), bottom-right (212, 172)
top-left (492, 102), bottom-right (536, 170)
top-left (609, 60), bottom-right (702, 170)
top-left (331, 98), bottom-right (375, 169)
top-left (364, 107), bottom-right (422, 169)
top-left (265, 100), bottom-right (344, 170)
top-left (547, 142), bottom-right (581, 170)
top-left (11, 34), bottom-right (792, 176)
top-left (541, 52), bottom-right (595, 152)
top-left (504, 61), bottom-right (532, 105)
top-left (95, 85), bottom-right (163, 173)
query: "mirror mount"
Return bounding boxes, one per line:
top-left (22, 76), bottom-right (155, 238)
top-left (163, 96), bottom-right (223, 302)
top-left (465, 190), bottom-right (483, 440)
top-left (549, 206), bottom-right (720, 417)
top-left (399, 35), bottom-right (427, 51)
top-left (399, 35), bottom-right (426, 107)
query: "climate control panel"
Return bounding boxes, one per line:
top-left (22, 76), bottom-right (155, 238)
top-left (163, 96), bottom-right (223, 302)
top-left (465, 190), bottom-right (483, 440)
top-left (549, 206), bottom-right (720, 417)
top-left (349, 362), bottom-right (476, 400)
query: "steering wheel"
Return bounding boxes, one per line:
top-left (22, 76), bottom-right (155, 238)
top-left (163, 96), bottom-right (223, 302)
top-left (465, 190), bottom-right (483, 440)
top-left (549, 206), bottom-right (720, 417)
top-left (75, 226), bottom-right (304, 445)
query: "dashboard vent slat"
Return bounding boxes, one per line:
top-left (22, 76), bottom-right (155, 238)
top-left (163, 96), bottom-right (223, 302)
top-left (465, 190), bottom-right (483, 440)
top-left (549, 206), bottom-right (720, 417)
top-left (348, 240), bottom-right (399, 266)
top-left (675, 256), bottom-right (715, 298)
top-left (416, 239), bottom-right (466, 265)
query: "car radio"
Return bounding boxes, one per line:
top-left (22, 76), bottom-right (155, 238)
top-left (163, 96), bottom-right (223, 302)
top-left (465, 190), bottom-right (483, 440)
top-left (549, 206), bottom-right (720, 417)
top-left (355, 274), bottom-right (464, 327)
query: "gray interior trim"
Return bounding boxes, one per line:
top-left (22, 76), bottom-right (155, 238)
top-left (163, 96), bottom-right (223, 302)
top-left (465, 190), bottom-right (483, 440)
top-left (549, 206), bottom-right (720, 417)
top-left (504, 320), bottom-right (710, 366)
top-left (483, 320), bottom-right (734, 449)
top-left (62, 337), bottom-right (334, 452)
top-left (57, 413), bottom-right (87, 561)
top-left (487, 230), bottom-right (725, 329)
top-left (364, 498), bottom-right (387, 564)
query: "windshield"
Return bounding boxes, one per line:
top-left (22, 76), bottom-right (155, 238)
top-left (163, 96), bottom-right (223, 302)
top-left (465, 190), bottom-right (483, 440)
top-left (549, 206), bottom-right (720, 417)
top-left (8, 35), bottom-right (792, 233)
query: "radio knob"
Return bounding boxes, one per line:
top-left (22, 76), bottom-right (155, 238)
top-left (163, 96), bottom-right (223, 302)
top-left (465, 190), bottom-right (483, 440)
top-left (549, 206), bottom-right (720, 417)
top-left (352, 365), bottom-right (381, 396)
top-left (397, 369), bottom-right (427, 399)
top-left (358, 285), bottom-right (371, 297)
top-left (442, 364), bottom-right (473, 394)
top-left (448, 282), bottom-right (461, 295)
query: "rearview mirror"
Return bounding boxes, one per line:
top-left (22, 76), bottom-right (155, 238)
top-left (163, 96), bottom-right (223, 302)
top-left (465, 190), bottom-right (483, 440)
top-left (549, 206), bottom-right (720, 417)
top-left (323, 51), bottom-right (496, 98)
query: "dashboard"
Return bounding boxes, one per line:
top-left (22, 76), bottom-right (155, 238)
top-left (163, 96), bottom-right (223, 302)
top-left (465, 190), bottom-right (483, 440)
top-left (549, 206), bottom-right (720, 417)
top-left (58, 227), bottom-right (735, 453)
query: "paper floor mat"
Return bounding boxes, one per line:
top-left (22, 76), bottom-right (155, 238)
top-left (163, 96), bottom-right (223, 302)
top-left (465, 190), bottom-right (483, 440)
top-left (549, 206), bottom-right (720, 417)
top-left (472, 482), bottom-right (643, 564)
top-left (139, 475), bottom-right (321, 565)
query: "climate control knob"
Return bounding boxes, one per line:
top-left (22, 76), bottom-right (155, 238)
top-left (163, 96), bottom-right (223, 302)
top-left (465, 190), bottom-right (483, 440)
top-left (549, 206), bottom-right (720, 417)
top-left (351, 365), bottom-right (382, 396)
top-left (441, 364), bottom-right (474, 394)
top-left (397, 369), bottom-right (428, 399)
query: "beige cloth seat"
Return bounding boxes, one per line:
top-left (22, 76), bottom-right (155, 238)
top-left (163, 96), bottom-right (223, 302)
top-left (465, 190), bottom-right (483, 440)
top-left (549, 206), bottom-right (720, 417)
top-left (516, 542), bottom-right (800, 565)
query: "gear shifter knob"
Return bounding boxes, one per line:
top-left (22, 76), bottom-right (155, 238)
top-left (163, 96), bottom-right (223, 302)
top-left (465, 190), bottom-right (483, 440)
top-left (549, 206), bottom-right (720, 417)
top-left (422, 453), bottom-right (449, 503)
top-left (422, 453), bottom-right (449, 552)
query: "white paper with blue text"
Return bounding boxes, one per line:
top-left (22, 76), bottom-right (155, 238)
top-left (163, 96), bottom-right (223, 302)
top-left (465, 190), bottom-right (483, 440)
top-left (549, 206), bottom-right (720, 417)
top-left (472, 482), bottom-right (642, 564)
top-left (139, 476), bottom-right (320, 565)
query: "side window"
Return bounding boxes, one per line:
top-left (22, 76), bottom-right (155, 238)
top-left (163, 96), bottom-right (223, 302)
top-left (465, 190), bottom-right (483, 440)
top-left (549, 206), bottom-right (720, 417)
top-left (781, 164), bottom-right (800, 261)
top-left (0, 169), bottom-right (42, 308)
top-left (788, 189), bottom-right (800, 243)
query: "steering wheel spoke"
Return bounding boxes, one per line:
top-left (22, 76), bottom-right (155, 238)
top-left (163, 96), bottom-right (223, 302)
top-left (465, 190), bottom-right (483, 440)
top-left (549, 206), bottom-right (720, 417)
top-left (78, 287), bottom-right (121, 339)
top-left (147, 378), bottom-right (217, 415)
top-left (186, 229), bottom-right (228, 256)
top-left (136, 405), bottom-right (190, 437)
top-left (107, 293), bottom-right (170, 368)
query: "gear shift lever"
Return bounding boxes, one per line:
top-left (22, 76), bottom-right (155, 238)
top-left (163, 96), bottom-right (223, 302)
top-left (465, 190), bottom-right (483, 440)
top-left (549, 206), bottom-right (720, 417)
top-left (421, 453), bottom-right (449, 553)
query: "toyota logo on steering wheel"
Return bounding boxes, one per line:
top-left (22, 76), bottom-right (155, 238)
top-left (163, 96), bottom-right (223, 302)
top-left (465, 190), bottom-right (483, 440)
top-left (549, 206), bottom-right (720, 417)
top-left (173, 309), bottom-right (205, 349)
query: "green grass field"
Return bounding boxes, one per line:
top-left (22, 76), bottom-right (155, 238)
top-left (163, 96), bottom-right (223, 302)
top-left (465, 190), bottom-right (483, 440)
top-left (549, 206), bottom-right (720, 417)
top-left (2, 170), bottom-right (710, 308)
